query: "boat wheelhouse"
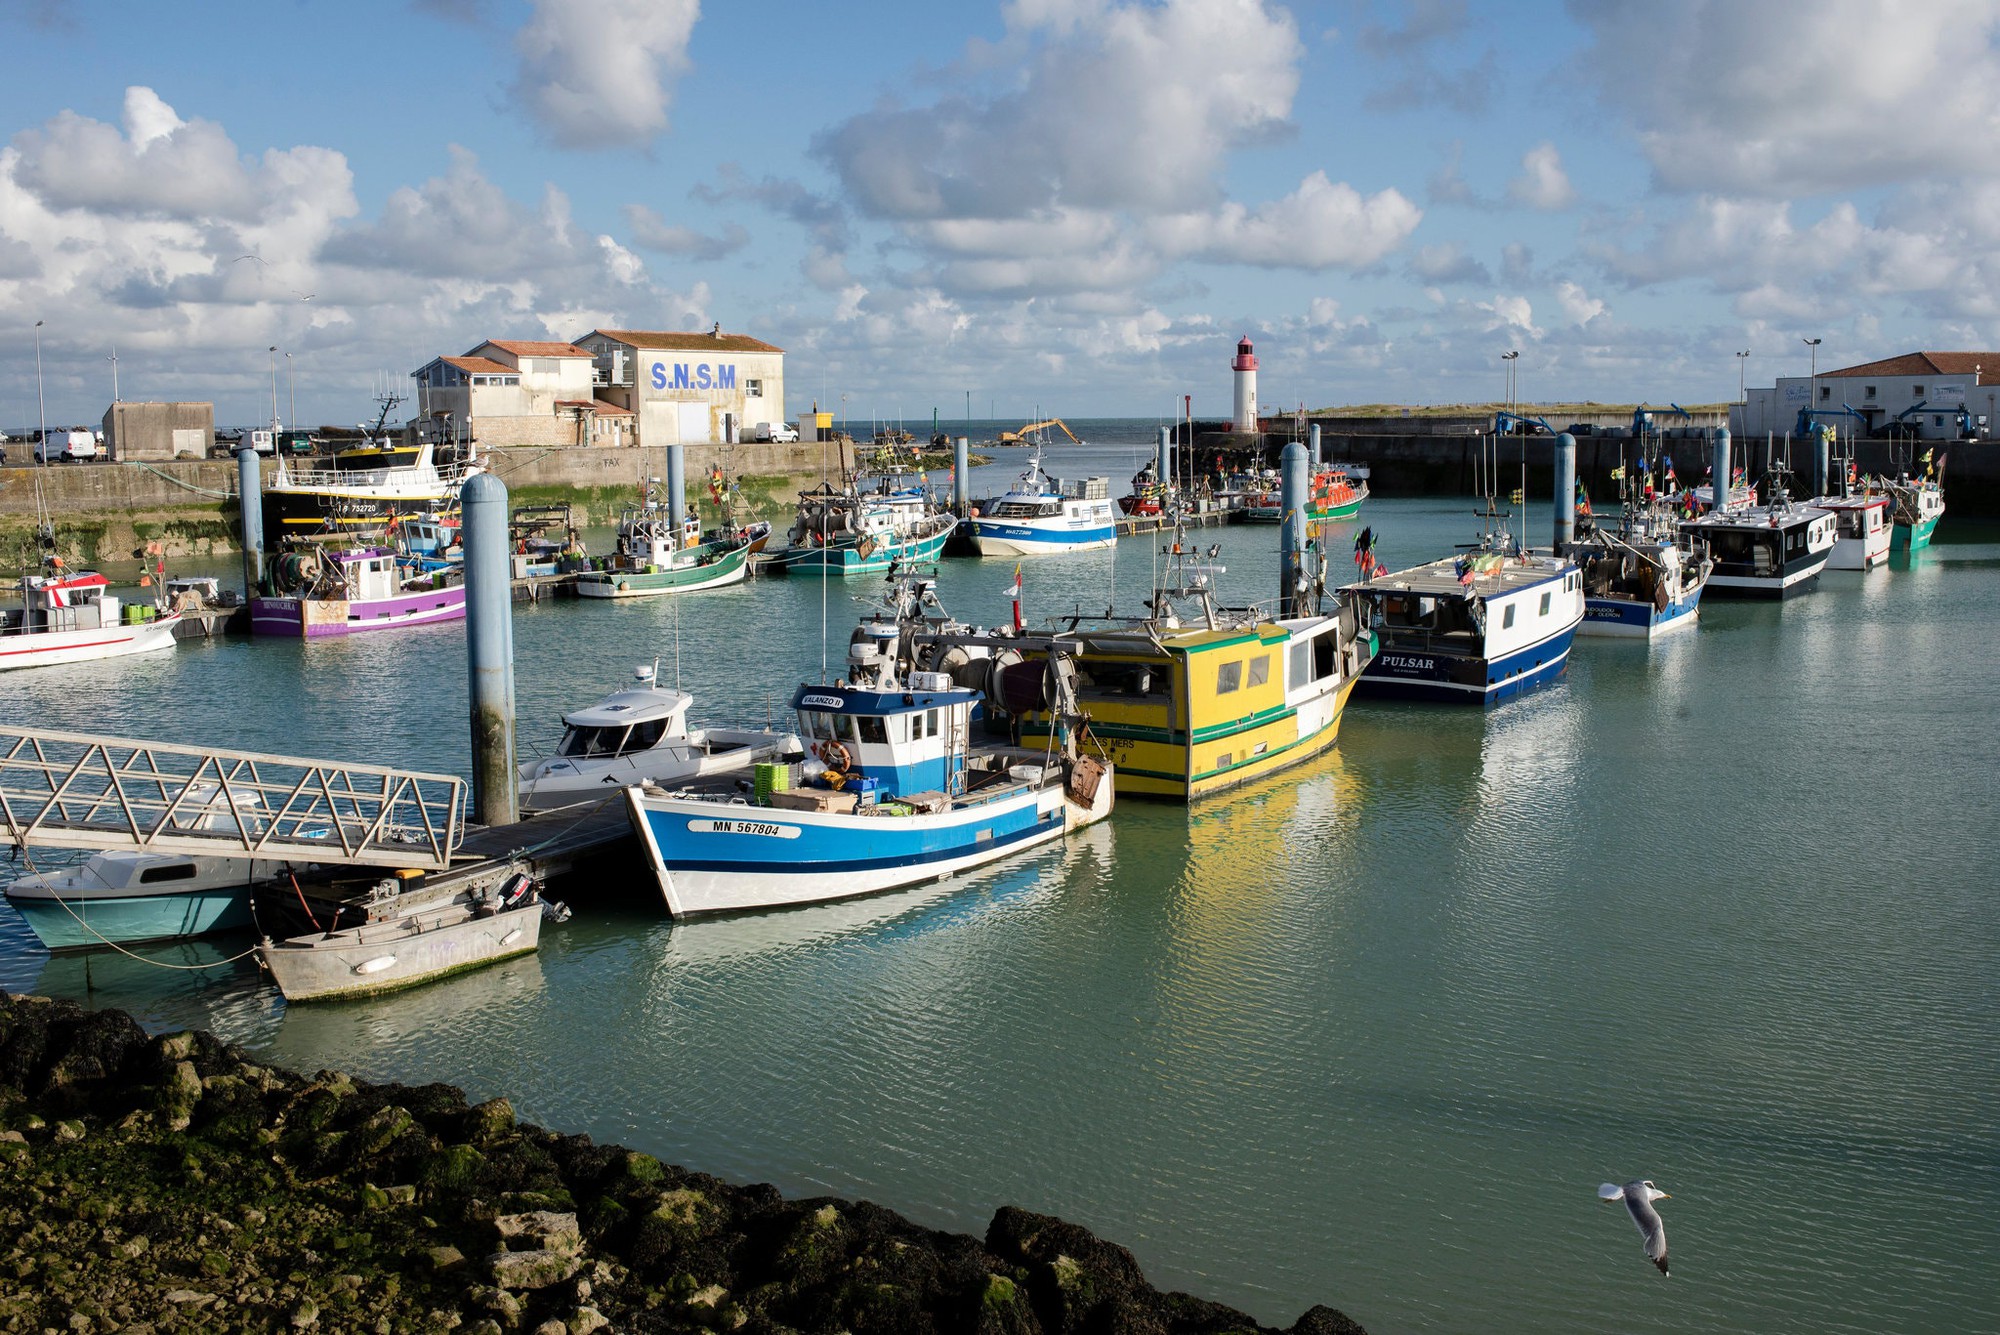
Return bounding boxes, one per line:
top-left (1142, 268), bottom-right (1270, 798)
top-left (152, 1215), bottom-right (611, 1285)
top-left (1813, 492), bottom-right (1892, 571)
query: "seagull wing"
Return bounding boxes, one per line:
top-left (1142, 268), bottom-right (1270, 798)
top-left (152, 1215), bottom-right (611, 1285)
top-left (1622, 1194), bottom-right (1670, 1276)
top-left (1599, 1183), bottom-right (1626, 1202)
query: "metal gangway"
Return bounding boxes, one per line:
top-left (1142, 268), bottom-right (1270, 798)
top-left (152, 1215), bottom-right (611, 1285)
top-left (0, 729), bottom-right (465, 871)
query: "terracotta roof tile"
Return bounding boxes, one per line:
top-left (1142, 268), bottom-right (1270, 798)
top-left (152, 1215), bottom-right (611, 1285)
top-left (440, 356), bottom-right (514, 375)
top-left (481, 339), bottom-right (593, 357)
top-left (586, 328), bottom-right (784, 355)
top-left (1825, 351), bottom-right (2000, 383)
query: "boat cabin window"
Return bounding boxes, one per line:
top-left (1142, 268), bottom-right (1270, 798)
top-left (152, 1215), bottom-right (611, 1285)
top-left (1503, 604), bottom-right (1517, 629)
top-left (139, 862), bottom-right (200, 884)
top-left (1247, 654), bottom-right (1270, 688)
top-left (857, 715), bottom-right (888, 745)
top-left (1290, 640), bottom-right (1307, 689)
top-left (1217, 661), bottom-right (1242, 694)
top-left (1539, 592), bottom-right (1552, 616)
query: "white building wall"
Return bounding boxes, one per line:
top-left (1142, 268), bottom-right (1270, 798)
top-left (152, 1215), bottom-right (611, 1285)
top-left (574, 334), bottom-right (786, 446)
top-left (1742, 372), bottom-right (1980, 441)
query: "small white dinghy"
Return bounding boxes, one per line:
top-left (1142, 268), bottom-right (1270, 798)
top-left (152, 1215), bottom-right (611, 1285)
top-left (257, 861), bottom-right (560, 1003)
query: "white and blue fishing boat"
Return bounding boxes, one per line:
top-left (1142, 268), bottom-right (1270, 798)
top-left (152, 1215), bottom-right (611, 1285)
top-left (967, 444), bottom-right (1115, 556)
top-left (623, 579), bottom-right (1113, 917)
top-left (776, 465), bottom-right (957, 576)
top-left (1571, 457), bottom-right (1713, 638)
top-left (1677, 469), bottom-right (1834, 600)
top-left (1344, 511), bottom-right (1584, 705)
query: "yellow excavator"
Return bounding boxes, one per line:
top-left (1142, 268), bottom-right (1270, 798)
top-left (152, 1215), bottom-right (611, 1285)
top-left (996, 418), bottom-right (1083, 446)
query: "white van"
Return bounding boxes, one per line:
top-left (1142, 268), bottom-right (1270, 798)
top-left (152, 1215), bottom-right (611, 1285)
top-left (753, 421), bottom-right (800, 443)
top-left (36, 428), bottom-right (99, 463)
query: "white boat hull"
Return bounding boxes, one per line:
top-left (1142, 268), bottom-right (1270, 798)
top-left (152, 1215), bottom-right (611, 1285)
top-left (260, 898), bottom-right (542, 1002)
top-left (626, 772), bottom-right (1112, 918)
top-left (0, 613), bottom-right (181, 671)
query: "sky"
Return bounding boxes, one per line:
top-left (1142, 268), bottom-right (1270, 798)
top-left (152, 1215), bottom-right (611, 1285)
top-left (3, 0), bottom-right (1999, 430)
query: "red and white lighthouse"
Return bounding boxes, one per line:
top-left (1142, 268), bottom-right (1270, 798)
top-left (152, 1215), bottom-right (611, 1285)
top-left (1231, 336), bottom-right (1259, 433)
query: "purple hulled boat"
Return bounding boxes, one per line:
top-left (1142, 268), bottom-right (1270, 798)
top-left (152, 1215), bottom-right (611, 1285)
top-left (250, 545), bottom-right (465, 638)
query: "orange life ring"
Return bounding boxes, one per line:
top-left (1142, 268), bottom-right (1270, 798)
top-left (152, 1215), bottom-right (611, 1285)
top-left (817, 739), bottom-right (852, 771)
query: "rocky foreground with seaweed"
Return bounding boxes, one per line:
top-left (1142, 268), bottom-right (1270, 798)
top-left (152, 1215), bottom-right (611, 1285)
top-left (0, 993), bottom-right (1368, 1335)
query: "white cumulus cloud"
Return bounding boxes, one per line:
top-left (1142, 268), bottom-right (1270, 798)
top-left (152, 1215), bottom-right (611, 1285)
top-left (1507, 142), bottom-right (1575, 210)
top-left (512, 0), bottom-right (700, 149)
top-left (1572, 0), bottom-right (2000, 196)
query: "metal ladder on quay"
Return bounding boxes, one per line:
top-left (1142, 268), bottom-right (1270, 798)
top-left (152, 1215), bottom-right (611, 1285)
top-left (0, 727), bottom-right (465, 872)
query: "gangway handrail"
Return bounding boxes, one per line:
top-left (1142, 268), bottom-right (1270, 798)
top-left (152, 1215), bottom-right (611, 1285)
top-left (0, 728), bottom-right (465, 871)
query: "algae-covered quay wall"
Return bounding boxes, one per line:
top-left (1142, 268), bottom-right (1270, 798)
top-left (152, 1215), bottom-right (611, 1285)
top-left (0, 993), bottom-right (1371, 1335)
top-left (0, 441), bottom-right (839, 566)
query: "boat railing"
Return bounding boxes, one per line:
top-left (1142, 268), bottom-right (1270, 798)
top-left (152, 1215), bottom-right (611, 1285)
top-left (0, 728), bottom-right (466, 871)
top-left (272, 461), bottom-right (481, 491)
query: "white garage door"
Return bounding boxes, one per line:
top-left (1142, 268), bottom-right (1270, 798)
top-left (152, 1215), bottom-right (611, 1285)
top-left (677, 403), bottom-right (713, 444)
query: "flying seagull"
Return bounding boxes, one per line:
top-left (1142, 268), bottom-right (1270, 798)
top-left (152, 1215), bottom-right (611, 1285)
top-left (1599, 1179), bottom-right (1672, 1275)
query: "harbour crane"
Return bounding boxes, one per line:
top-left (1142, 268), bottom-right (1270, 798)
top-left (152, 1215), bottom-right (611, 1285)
top-left (996, 419), bottom-right (1084, 446)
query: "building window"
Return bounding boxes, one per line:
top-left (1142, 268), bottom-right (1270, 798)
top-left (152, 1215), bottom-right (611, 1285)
top-left (744, 379), bottom-right (763, 397)
top-left (1864, 385), bottom-right (1876, 400)
top-left (1913, 384), bottom-right (1925, 397)
top-left (1216, 661), bottom-right (1242, 694)
top-left (1819, 385), bottom-right (1830, 401)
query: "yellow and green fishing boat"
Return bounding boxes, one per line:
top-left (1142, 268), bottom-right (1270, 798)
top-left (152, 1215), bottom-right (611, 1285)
top-left (1019, 531), bottom-right (1375, 801)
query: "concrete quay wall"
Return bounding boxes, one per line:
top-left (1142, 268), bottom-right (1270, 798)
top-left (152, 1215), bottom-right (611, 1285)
top-left (0, 441), bottom-right (833, 564)
top-left (1316, 430), bottom-right (1999, 517)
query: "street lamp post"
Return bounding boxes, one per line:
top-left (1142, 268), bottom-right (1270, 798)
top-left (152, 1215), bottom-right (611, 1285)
top-left (34, 321), bottom-right (46, 468)
top-left (268, 346), bottom-right (279, 436)
top-left (1803, 337), bottom-right (1821, 414)
top-left (1501, 350), bottom-right (1519, 418)
top-left (286, 352), bottom-right (295, 435)
top-left (1736, 350), bottom-right (1749, 404)
top-left (109, 345), bottom-right (119, 404)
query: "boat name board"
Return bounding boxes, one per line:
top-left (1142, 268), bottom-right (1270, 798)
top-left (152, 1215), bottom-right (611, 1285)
top-left (688, 818), bottom-right (799, 839)
top-left (1377, 654), bottom-right (1438, 672)
top-left (800, 694), bottom-right (845, 709)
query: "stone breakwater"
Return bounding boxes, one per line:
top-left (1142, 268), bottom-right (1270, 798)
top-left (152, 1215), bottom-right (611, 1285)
top-left (0, 993), bottom-right (1369, 1335)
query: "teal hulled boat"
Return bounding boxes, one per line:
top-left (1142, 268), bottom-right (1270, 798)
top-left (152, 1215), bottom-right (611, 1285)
top-left (775, 473), bottom-right (957, 577)
top-left (575, 488), bottom-right (750, 599)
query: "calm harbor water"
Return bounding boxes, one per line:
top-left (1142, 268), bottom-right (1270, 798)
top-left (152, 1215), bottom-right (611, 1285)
top-left (1, 425), bottom-right (1994, 1334)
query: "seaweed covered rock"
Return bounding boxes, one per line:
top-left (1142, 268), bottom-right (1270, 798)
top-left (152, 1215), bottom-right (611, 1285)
top-left (0, 993), bottom-right (1370, 1334)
